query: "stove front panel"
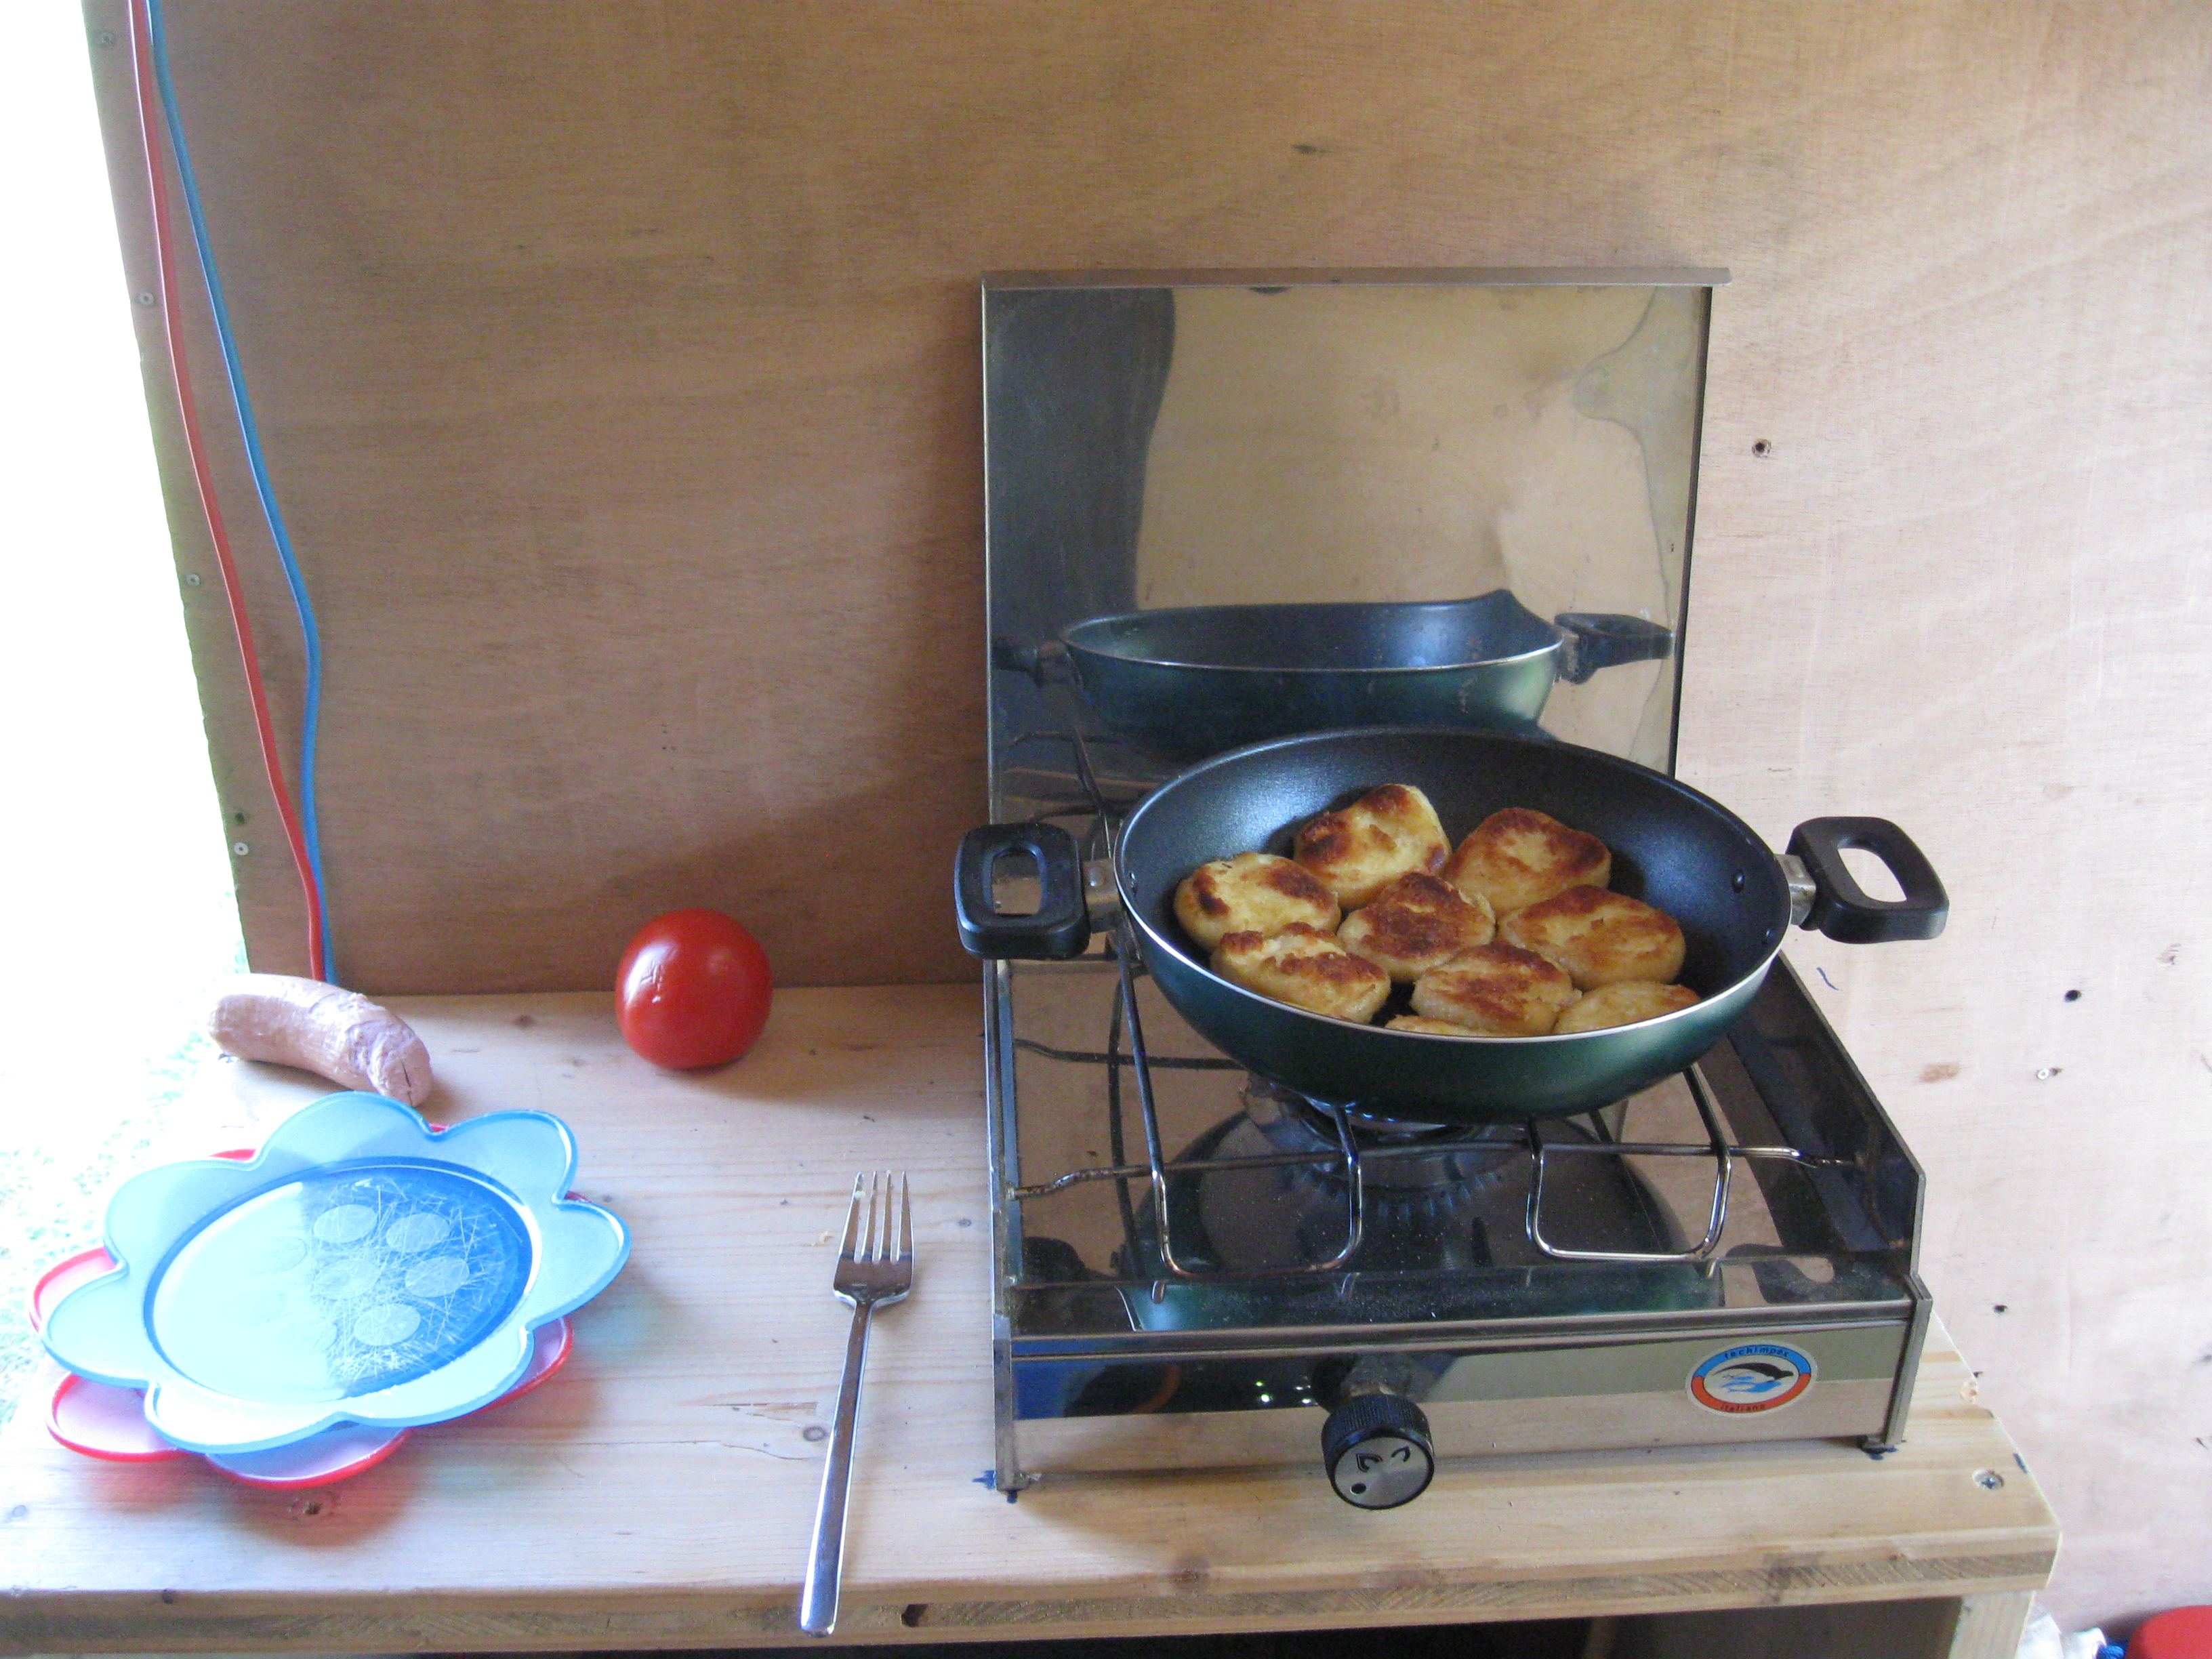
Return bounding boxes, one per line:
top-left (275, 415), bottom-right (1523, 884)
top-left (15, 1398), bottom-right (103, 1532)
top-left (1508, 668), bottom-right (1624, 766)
top-left (1013, 1319), bottom-right (1910, 1474)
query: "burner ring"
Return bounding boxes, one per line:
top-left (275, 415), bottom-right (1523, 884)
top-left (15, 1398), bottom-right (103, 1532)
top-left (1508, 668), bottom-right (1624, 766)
top-left (1241, 1077), bottom-right (1525, 1199)
top-left (1244, 1076), bottom-right (1518, 1144)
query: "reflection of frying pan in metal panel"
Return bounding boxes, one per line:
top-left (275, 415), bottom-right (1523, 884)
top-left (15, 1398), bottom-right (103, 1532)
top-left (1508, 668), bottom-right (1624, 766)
top-left (993, 590), bottom-right (1673, 758)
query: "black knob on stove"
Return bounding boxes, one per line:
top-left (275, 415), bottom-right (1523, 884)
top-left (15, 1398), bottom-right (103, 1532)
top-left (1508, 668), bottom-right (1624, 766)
top-left (1322, 1393), bottom-right (1434, 1509)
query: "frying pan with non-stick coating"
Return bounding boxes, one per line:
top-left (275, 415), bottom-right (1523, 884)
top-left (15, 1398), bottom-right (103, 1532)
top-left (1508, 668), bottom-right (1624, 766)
top-left (956, 728), bottom-right (1945, 1124)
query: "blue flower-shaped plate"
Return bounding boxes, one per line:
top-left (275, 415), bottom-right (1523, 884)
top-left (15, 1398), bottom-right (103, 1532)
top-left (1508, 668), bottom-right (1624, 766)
top-left (41, 1092), bottom-right (629, 1456)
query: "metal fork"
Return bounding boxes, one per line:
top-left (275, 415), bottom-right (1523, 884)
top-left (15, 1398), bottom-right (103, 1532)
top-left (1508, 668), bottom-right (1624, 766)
top-left (798, 1170), bottom-right (914, 1638)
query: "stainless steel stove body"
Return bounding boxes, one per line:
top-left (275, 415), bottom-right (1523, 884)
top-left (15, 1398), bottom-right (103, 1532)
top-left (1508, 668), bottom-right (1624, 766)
top-left (985, 951), bottom-right (1930, 1493)
top-left (975, 271), bottom-right (1933, 1500)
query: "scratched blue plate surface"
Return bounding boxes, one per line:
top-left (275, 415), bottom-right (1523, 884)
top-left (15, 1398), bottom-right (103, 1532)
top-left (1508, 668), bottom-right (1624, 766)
top-left (43, 1092), bottom-right (629, 1456)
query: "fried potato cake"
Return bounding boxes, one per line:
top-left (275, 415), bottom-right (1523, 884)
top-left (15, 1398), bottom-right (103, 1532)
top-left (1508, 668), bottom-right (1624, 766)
top-left (1212, 924), bottom-right (1392, 1023)
top-left (1337, 872), bottom-right (1496, 981)
top-left (1442, 808), bottom-right (1612, 916)
top-left (1294, 784), bottom-right (1451, 907)
top-left (1387, 1014), bottom-right (1486, 1036)
top-left (1498, 886), bottom-right (1686, 989)
top-left (1173, 852), bottom-right (1341, 951)
top-left (1551, 980), bottom-right (1702, 1033)
top-left (1408, 943), bottom-right (1581, 1037)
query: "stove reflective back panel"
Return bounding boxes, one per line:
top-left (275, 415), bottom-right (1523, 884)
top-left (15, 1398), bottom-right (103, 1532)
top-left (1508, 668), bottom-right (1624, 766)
top-left (982, 272), bottom-right (1719, 811)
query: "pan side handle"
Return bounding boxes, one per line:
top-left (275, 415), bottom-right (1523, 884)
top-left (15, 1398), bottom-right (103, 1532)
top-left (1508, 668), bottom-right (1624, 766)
top-left (955, 823), bottom-right (1092, 959)
top-left (1786, 818), bottom-right (1949, 943)
top-left (1553, 613), bottom-right (1675, 684)
top-left (989, 637), bottom-right (1073, 684)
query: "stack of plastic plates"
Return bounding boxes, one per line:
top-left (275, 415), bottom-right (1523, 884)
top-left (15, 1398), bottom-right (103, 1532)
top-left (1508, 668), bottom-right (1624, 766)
top-left (35, 1092), bottom-right (630, 1490)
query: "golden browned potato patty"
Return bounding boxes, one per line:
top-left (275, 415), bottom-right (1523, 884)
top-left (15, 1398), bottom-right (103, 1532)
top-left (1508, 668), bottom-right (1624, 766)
top-left (1294, 784), bottom-right (1450, 908)
top-left (1409, 943), bottom-right (1581, 1036)
top-left (1551, 981), bottom-right (1702, 1033)
top-left (1212, 924), bottom-right (1392, 1023)
top-left (1499, 886), bottom-right (1686, 989)
top-left (1386, 1014), bottom-right (1486, 1036)
top-left (1174, 852), bottom-right (1341, 951)
top-left (1442, 808), bottom-right (1612, 916)
top-left (1337, 872), bottom-right (1496, 981)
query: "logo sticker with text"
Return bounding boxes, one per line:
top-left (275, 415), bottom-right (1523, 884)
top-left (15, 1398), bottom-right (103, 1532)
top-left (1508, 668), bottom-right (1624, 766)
top-left (1688, 1342), bottom-right (1814, 1414)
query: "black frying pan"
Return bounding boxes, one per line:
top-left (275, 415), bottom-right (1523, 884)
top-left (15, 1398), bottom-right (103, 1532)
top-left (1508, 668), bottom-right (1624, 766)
top-left (994, 592), bottom-right (1674, 758)
top-left (956, 728), bottom-right (1945, 1124)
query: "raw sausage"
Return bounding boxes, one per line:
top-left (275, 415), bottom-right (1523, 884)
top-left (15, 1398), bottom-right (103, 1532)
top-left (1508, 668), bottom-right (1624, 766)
top-left (207, 974), bottom-right (434, 1107)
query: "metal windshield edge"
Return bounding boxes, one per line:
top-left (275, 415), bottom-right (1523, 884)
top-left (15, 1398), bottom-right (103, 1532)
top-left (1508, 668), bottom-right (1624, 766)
top-left (1664, 285), bottom-right (1713, 777)
top-left (983, 961), bottom-right (1027, 1488)
top-left (983, 267), bottom-right (1733, 290)
top-left (1007, 1306), bottom-right (1918, 1364)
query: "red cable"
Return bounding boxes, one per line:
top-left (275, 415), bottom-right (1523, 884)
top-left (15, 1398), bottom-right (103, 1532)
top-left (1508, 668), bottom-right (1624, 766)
top-left (127, 0), bottom-right (326, 979)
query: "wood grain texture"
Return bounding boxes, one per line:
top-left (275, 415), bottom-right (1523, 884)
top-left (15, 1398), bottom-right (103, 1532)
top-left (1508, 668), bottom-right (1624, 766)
top-left (0, 989), bottom-right (2054, 1654)
top-left (1945, 1593), bottom-right (2043, 1659)
top-left (73, 0), bottom-right (2210, 1626)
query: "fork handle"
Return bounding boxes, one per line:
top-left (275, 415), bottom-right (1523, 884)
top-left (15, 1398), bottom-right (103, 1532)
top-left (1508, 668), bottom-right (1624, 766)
top-left (798, 1300), bottom-right (874, 1637)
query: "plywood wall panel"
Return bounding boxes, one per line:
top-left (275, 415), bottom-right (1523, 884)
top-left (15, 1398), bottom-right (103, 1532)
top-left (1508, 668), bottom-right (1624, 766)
top-left (1675, 7), bottom-right (2212, 1630)
top-left (82, 0), bottom-right (2210, 1626)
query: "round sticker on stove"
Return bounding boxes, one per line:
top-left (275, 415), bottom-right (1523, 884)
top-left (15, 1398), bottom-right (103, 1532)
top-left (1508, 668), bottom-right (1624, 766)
top-left (1687, 1342), bottom-right (1814, 1414)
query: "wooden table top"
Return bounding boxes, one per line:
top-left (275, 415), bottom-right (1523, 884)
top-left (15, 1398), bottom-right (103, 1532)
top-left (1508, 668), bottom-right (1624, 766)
top-left (0, 986), bottom-right (2056, 1651)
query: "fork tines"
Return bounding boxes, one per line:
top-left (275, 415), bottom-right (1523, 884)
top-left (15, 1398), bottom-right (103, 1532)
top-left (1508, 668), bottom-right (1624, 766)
top-left (840, 1170), bottom-right (912, 1265)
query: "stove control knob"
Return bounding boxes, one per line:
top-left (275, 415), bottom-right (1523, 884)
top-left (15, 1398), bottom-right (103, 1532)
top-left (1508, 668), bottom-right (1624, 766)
top-left (1322, 1393), bottom-right (1435, 1509)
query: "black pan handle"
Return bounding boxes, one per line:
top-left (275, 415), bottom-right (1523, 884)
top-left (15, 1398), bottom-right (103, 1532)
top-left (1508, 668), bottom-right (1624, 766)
top-left (1553, 613), bottom-right (1675, 684)
top-left (989, 636), bottom-right (1073, 684)
top-left (955, 823), bottom-right (1092, 959)
top-left (1786, 817), bottom-right (1948, 943)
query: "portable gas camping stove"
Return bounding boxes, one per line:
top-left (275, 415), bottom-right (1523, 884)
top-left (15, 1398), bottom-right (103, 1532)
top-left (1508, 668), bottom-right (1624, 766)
top-left (982, 939), bottom-right (1929, 1506)
top-left (972, 271), bottom-right (1933, 1507)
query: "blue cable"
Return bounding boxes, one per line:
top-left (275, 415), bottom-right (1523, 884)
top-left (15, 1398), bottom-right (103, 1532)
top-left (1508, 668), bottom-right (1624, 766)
top-left (146, 0), bottom-right (334, 981)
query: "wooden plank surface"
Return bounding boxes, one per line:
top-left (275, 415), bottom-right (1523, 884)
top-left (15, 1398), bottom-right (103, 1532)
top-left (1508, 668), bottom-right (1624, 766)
top-left (0, 989), bottom-right (2054, 1652)
top-left (1945, 1593), bottom-right (2043, 1659)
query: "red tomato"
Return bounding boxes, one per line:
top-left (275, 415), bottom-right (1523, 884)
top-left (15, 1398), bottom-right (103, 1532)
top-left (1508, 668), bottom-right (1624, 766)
top-left (615, 908), bottom-right (773, 1070)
